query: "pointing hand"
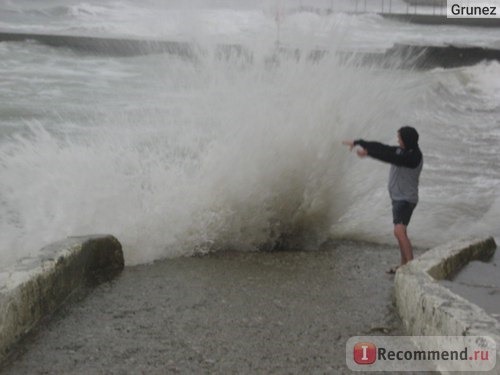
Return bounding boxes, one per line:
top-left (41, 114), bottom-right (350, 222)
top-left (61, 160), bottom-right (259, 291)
top-left (342, 140), bottom-right (354, 151)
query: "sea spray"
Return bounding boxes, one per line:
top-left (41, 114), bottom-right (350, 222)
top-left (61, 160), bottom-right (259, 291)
top-left (2, 4), bottom-right (499, 266)
top-left (0, 31), bottom-right (419, 265)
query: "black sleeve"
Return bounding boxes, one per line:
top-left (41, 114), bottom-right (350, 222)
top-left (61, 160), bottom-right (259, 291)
top-left (353, 139), bottom-right (421, 168)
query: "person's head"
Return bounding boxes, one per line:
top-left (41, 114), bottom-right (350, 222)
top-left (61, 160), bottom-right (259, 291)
top-left (397, 126), bottom-right (419, 149)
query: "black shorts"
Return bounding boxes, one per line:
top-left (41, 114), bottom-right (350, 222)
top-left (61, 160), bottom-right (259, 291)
top-left (392, 200), bottom-right (417, 226)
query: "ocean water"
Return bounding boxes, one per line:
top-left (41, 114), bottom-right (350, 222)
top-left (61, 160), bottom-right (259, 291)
top-left (0, 0), bottom-right (499, 266)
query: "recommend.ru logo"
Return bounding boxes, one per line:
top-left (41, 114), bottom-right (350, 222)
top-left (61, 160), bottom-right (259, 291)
top-left (346, 336), bottom-right (496, 372)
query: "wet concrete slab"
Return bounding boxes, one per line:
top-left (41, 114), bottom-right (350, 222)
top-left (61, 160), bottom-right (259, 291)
top-left (1, 241), bottom-right (414, 374)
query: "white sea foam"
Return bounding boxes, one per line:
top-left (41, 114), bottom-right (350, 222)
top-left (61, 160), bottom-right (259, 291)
top-left (0, 2), bottom-right (499, 266)
top-left (0, 35), bottom-right (423, 265)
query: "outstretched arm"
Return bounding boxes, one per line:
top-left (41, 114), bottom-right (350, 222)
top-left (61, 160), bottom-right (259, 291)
top-left (343, 139), bottom-right (421, 168)
top-left (354, 140), bottom-right (399, 163)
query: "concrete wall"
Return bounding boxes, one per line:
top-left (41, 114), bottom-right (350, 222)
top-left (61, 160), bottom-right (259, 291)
top-left (395, 237), bottom-right (500, 372)
top-left (0, 235), bottom-right (124, 364)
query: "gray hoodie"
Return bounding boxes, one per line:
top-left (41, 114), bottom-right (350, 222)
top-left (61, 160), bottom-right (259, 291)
top-left (354, 126), bottom-right (423, 204)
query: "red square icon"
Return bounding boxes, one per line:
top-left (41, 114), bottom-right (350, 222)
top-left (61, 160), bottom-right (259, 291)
top-left (353, 342), bottom-right (377, 365)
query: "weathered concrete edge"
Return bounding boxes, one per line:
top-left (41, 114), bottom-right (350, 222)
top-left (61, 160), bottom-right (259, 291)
top-left (394, 237), bottom-right (500, 371)
top-left (0, 235), bottom-right (124, 364)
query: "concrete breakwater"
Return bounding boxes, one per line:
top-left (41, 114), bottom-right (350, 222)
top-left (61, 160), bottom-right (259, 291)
top-left (1, 235), bottom-right (498, 372)
top-left (1, 30), bottom-right (500, 69)
top-left (395, 237), bottom-right (499, 372)
top-left (0, 235), bottom-right (124, 365)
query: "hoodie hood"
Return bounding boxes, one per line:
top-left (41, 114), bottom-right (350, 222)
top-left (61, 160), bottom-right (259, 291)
top-left (399, 126), bottom-right (419, 150)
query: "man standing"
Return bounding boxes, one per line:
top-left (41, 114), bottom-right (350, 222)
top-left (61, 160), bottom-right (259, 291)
top-left (342, 126), bottom-right (423, 273)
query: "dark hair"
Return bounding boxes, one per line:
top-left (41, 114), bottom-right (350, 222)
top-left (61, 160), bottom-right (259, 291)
top-left (398, 126), bottom-right (419, 149)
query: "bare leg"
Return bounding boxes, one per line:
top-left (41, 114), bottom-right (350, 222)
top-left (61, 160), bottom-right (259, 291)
top-left (393, 224), bottom-right (414, 266)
